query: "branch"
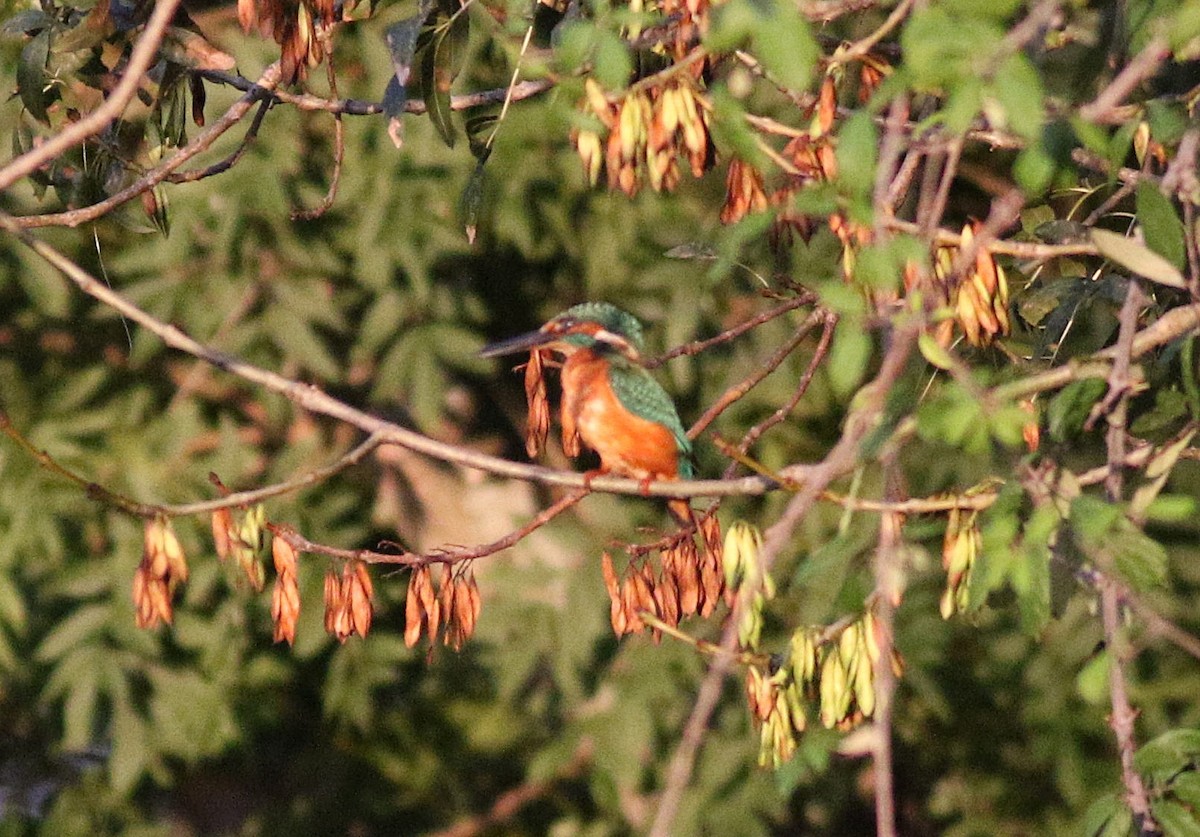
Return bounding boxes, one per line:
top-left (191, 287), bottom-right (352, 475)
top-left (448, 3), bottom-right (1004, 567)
top-left (0, 219), bottom-right (809, 501)
top-left (687, 309), bottom-right (825, 439)
top-left (198, 69), bottom-right (554, 116)
top-left (0, 0), bottom-right (183, 192)
top-left (871, 454), bottom-right (902, 837)
top-left (648, 324), bottom-right (919, 837)
top-left (13, 64), bottom-right (285, 229)
top-left (992, 303), bottom-right (1200, 402)
top-left (1078, 35), bottom-right (1172, 124)
top-left (1100, 575), bottom-right (1157, 831)
top-left (643, 293), bottom-right (816, 368)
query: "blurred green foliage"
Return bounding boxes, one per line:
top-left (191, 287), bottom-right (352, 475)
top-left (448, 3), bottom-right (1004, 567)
top-left (2, 0), bottom-right (1200, 835)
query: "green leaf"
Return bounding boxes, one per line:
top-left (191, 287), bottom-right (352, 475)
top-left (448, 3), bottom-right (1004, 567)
top-left (902, 8), bottom-right (1003, 90)
top-left (1047, 377), bottom-right (1106, 441)
top-left (705, 0), bottom-right (815, 89)
top-left (421, 5), bottom-right (469, 148)
top-left (1152, 801), bottom-right (1200, 837)
top-left (918, 331), bottom-right (955, 371)
top-left (751, 0), bottom-right (816, 92)
top-left (1135, 182), bottom-right (1186, 270)
top-left (109, 703), bottom-right (151, 796)
top-left (35, 603), bottom-right (109, 662)
top-left (1091, 228), bottom-right (1187, 289)
top-left (1013, 145), bottom-right (1055, 195)
top-left (826, 322), bottom-right (870, 398)
top-left (835, 111), bottom-right (878, 201)
top-left (1, 8), bottom-right (50, 35)
top-left (1129, 428), bottom-right (1197, 521)
top-left (1173, 771), bottom-right (1200, 809)
top-left (592, 29), bottom-right (632, 90)
top-left (1075, 650), bottom-right (1110, 706)
top-left (1081, 792), bottom-right (1123, 837)
top-left (18, 28), bottom-right (52, 123)
top-left (988, 54), bottom-right (1045, 140)
top-left (1135, 729), bottom-right (1200, 775)
top-left (461, 158), bottom-right (486, 243)
top-left (383, 1), bottom-right (433, 147)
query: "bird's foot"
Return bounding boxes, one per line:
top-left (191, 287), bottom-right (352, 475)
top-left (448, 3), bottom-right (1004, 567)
top-left (581, 468), bottom-right (607, 490)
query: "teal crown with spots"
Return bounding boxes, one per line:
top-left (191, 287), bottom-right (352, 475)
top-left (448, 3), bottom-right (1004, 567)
top-left (555, 302), bottom-right (645, 352)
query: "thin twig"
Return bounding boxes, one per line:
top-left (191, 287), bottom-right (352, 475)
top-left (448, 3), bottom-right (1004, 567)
top-left (828, 0), bottom-right (915, 67)
top-left (292, 34), bottom-right (345, 222)
top-left (728, 311), bottom-right (838, 463)
top-left (644, 293), bottom-right (816, 368)
top-left (13, 64), bottom-right (285, 229)
top-left (0, 0), bottom-right (183, 192)
top-left (647, 325), bottom-right (919, 837)
top-left (0, 408), bottom-right (385, 517)
top-left (687, 309), bottom-right (825, 439)
top-left (919, 134), bottom-right (963, 238)
top-left (427, 742), bottom-right (594, 837)
top-left (199, 69), bottom-right (554, 116)
top-left (166, 100), bottom-right (271, 184)
top-left (1079, 35), bottom-right (1171, 123)
top-left (423, 489), bottom-right (589, 563)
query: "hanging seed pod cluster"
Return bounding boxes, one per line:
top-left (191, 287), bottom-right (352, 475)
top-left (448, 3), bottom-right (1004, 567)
top-left (237, 0), bottom-right (341, 83)
top-left (133, 517), bottom-right (189, 629)
top-left (601, 513), bottom-right (725, 639)
top-left (574, 78), bottom-right (715, 197)
top-left (941, 507), bottom-right (982, 619)
top-left (745, 613), bottom-right (902, 768)
top-left (324, 561), bottom-right (374, 642)
top-left (404, 565), bottom-right (481, 650)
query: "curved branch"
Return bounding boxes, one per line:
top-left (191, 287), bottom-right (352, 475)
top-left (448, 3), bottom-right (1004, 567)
top-left (12, 64), bottom-right (284, 229)
top-left (1, 218), bottom-right (809, 500)
top-left (198, 69), bottom-right (554, 116)
top-left (648, 324), bottom-right (920, 837)
top-left (0, 0), bottom-right (183, 192)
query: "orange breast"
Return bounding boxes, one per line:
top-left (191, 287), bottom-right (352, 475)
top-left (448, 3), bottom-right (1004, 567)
top-left (561, 351), bottom-right (679, 480)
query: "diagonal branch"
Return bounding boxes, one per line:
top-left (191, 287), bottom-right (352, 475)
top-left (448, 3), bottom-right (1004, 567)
top-left (0, 216), bottom-right (804, 501)
top-left (648, 324), bottom-right (919, 837)
top-left (0, 0), bottom-right (183, 192)
top-left (12, 64), bottom-right (285, 229)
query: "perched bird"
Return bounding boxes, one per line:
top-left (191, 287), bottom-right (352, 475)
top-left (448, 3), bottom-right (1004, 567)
top-left (481, 302), bottom-right (695, 521)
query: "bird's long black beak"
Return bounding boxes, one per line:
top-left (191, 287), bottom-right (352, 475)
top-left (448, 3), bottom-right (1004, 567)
top-left (479, 329), bottom-right (558, 358)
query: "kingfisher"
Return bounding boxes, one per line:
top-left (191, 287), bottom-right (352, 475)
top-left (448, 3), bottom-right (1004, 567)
top-left (481, 302), bottom-right (695, 521)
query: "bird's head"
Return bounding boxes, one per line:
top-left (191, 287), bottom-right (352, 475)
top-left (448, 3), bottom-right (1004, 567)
top-left (480, 302), bottom-right (645, 361)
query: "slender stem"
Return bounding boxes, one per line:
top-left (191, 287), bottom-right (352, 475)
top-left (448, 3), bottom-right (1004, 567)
top-left (0, 0), bottom-right (183, 192)
top-left (687, 310), bottom-right (824, 439)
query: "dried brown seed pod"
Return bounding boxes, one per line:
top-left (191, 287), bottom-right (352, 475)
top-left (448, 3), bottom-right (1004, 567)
top-left (347, 562), bottom-right (373, 639)
top-left (212, 508), bottom-right (233, 561)
top-left (677, 539), bottom-right (701, 618)
top-left (621, 576), bottom-right (645, 634)
top-left (270, 537), bottom-right (300, 645)
top-left (655, 569), bottom-right (680, 628)
top-left (524, 349), bottom-right (550, 458)
top-left (404, 568), bottom-right (423, 648)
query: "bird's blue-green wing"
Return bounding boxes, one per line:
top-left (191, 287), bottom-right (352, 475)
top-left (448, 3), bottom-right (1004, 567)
top-left (608, 363), bottom-right (696, 478)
